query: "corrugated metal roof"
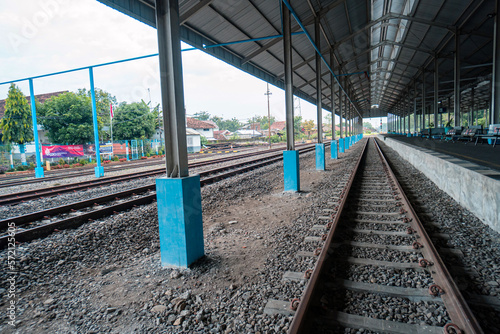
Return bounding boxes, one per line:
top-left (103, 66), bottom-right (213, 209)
top-left (97, 0), bottom-right (496, 119)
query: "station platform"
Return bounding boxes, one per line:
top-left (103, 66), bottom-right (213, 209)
top-left (381, 134), bottom-right (500, 179)
top-left (378, 135), bottom-right (500, 233)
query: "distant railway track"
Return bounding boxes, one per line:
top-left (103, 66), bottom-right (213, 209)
top-left (0, 143), bottom-right (321, 248)
top-left (286, 138), bottom-right (482, 333)
top-left (0, 144), bottom-right (264, 188)
top-left (0, 144), bottom-right (306, 206)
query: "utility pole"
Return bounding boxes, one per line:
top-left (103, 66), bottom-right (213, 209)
top-left (265, 83), bottom-right (272, 148)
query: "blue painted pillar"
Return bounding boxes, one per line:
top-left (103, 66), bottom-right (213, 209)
top-left (156, 175), bottom-right (204, 267)
top-left (316, 143), bottom-right (325, 170)
top-left (330, 140), bottom-right (338, 159)
top-left (339, 138), bottom-right (345, 153)
top-left (283, 150), bottom-right (300, 192)
top-left (89, 67), bottom-right (104, 178)
top-left (126, 141), bottom-right (130, 161)
top-left (28, 79), bottom-right (44, 178)
top-left (141, 140), bottom-right (144, 157)
top-left (155, 0), bottom-right (204, 268)
top-left (19, 144), bottom-right (27, 166)
top-left (10, 149), bottom-right (14, 169)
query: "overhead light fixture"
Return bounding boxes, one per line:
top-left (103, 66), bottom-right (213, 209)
top-left (371, 104), bottom-right (379, 108)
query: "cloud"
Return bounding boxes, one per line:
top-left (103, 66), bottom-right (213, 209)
top-left (0, 0), bottom-right (323, 124)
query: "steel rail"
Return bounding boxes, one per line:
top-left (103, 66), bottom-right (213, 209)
top-left (373, 138), bottom-right (483, 333)
top-left (288, 138), bottom-right (482, 333)
top-left (0, 152), bottom-right (289, 229)
top-left (0, 144), bottom-right (314, 206)
top-left (288, 138), bottom-right (369, 333)
top-left (0, 145), bottom-right (319, 248)
top-left (0, 158), bottom-right (165, 186)
top-left (0, 144), bottom-right (262, 187)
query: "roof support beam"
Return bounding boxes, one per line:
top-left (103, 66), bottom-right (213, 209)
top-left (180, 0), bottom-right (214, 25)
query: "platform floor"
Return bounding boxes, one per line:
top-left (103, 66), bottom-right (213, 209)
top-left (383, 135), bottom-right (500, 179)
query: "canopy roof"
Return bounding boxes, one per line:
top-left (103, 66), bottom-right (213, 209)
top-left (97, 0), bottom-right (496, 119)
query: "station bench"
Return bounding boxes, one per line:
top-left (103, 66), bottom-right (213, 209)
top-left (474, 124), bottom-right (500, 147)
top-left (444, 127), bottom-right (463, 141)
top-left (456, 125), bottom-right (482, 143)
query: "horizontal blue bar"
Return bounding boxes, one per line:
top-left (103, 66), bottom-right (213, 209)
top-left (1, 32), bottom-right (306, 86)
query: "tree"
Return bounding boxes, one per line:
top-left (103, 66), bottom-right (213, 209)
top-left (302, 119), bottom-right (315, 139)
top-left (39, 91), bottom-right (100, 144)
top-left (294, 116), bottom-right (303, 135)
top-left (363, 122), bottom-right (375, 132)
top-left (193, 111), bottom-right (211, 121)
top-left (324, 113), bottom-right (332, 126)
top-left (113, 101), bottom-right (155, 140)
top-left (210, 116), bottom-right (224, 129)
top-left (210, 116), bottom-right (241, 132)
top-left (250, 115), bottom-right (276, 129)
top-left (79, 88), bottom-right (117, 141)
top-left (222, 117), bottom-right (242, 132)
top-left (0, 84), bottom-right (34, 165)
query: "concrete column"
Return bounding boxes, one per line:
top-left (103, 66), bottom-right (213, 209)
top-left (155, 0), bottom-right (204, 268)
top-left (414, 95), bottom-right (417, 134)
top-left (471, 87), bottom-right (475, 126)
top-left (422, 70), bottom-right (426, 130)
top-left (434, 57), bottom-right (439, 127)
top-left (492, 1), bottom-right (500, 125)
top-left (314, 17), bottom-right (325, 170)
top-left (407, 93), bottom-right (412, 135)
top-left (447, 96), bottom-right (451, 126)
top-left (330, 50), bottom-right (338, 160)
top-left (282, 2), bottom-right (299, 192)
top-left (315, 17), bottom-right (323, 144)
top-left (454, 30), bottom-right (461, 127)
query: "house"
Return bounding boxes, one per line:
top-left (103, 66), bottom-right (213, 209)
top-left (186, 128), bottom-right (202, 153)
top-left (214, 130), bottom-right (232, 141)
top-left (263, 121), bottom-right (287, 136)
top-left (235, 129), bottom-right (262, 139)
top-left (186, 117), bottom-right (217, 140)
top-left (241, 122), bottom-right (261, 131)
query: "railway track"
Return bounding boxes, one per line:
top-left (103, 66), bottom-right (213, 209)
top-left (0, 143), bottom-right (321, 248)
top-left (279, 138), bottom-right (482, 333)
top-left (0, 144), bottom-right (310, 206)
top-left (0, 157), bottom-right (165, 187)
top-left (0, 144), bottom-right (265, 187)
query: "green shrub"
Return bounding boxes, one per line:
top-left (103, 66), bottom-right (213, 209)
top-left (79, 159), bottom-right (87, 165)
top-left (113, 156), bottom-right (119, 161)
top-left (16, 165), bottom-right (25, 171)
top-left (59, 158), bottom-right (65, 165)
top-left (28, 163), bottom-right (35, 170)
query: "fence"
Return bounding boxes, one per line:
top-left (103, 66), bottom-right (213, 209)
top-left (0, 138), bottom-right (165, 172)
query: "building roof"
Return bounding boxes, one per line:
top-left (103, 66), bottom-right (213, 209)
top-left (186, 117), bottom-right (217, 129)
top-left (97, 0), bottom-right (496, 120)
top-left (236, 129), bottom-right (262, 136)
top-left (186, 128), bottom-right (201, 136)
top-left (0, 91), bottom-right (67, 119)
top-left (270, 121), bottom-right (286, 131)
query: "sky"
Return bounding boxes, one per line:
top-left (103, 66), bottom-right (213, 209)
top-left (0, 0), bottom-right (384, 127)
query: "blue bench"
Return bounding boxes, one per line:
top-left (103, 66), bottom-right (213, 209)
top-left (475, 124), bottom-right (500, 148)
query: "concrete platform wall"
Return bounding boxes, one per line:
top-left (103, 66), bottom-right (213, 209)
top-left (379, 136), bottom-right (500, 233)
